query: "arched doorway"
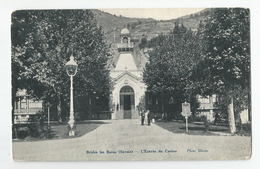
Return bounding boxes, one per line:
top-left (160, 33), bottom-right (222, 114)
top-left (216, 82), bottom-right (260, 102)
top-left (120, 86), bottom-right (135, 119)
top-left (123, 36), bottom-right (128, 44)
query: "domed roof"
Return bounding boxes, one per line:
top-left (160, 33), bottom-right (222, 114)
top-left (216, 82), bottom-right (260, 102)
top-left (121, 28), bottom-right (130, 35)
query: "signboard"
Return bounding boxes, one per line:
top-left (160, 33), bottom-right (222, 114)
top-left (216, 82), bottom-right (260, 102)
top-left (181, 101), bottom-right (191, 117)
top-left (181, 101), bottom-right (191, 132)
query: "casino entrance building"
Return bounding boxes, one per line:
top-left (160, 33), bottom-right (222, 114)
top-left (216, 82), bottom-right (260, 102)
top-left (110, 28), bottom-right (146, 119)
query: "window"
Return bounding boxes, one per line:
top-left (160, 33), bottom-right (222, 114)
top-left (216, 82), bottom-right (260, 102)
top-left (20, 98), bottom-right (27, 109)
top-left (120, 86), bottom-right (134, 93)
top-left (123, 37), bottom-right (128, 44)
top-left (198, 95), bottom-right (210, 103)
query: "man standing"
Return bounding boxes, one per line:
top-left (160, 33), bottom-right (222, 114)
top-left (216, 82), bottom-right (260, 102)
top-left (214, 112), bottom-right (220, 125)
top-left (147, 110), bottom-right (151, 126)
top-left (141, 110), bottom-right (145, 125)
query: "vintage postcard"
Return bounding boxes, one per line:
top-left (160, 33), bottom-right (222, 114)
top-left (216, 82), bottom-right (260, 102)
top-left (11, 8), bottom-right (251, 161)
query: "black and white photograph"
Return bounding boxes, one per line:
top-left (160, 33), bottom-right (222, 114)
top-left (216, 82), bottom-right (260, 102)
top-left (10, 7), bottom-right (252, 162)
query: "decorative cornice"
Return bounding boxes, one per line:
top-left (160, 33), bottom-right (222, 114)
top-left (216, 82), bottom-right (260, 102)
top-left (114, 70), bottom-right (142, 81)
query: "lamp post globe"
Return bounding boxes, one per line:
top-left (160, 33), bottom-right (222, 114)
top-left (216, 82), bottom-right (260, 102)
top-left (66, 55), bottom-right (78, 76)
top-left (65, 55), bottom-right (78, 136)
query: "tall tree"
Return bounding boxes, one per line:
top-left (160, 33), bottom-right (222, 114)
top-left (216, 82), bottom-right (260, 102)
top-left (11, 10), bottom-right (112, 121)
top-left (143, 23), bottom-right (202, 118)
top-left (202, 8), bottom-right (250, 133)
top-left (11, 10), bottom-right (42, 124)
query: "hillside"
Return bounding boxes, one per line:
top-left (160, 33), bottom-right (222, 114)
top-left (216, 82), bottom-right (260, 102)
top-left (91, 9), bottom-right (155, 43)
top-left (91, 9), bottom-right (211, 43)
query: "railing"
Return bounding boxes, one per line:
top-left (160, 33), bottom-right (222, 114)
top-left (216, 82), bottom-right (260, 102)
top-left (117, 43), bottom-right (134, 49)
top-left (14, 108), bottom-right (42, 114)
top-left (14, 112), bottom-right (43, 125)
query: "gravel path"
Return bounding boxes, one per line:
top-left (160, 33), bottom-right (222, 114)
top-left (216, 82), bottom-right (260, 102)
top-left (13, 119), bottom-right (251, 161)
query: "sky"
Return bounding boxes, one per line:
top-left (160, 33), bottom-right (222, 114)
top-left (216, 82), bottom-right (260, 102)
top-left (100, 8), bottom-right (205, 20)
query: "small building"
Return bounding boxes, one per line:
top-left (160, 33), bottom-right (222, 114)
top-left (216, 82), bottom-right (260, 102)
top-left (240, 109), bottom-right (250, 124)
top-left (110, 28), bottom-right (146, 119)
top-left (196, 94), bottom-right (250, 124)
top-left (196, 94), bottom-right (219, 122)
top-left (13, 89), bottom-right (43, 124)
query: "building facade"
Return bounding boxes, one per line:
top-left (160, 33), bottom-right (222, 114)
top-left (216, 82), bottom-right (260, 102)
top-left (196, 94), bottom-right (219, 122)
top-left (196, 94), bottom-right (250, 124)
top-left (13, 89), bottom-right (43, 124)
top-left (110, 28), bottom-right (146, 119)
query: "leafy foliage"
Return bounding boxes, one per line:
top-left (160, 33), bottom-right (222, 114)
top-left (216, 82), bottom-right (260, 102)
top-left (202, 8), bottom-right (250, 120)
top-left (143, 23), bottom-right (203, 117)
top-left (138, 35), bottom-right (148, 49)
top-left (143, 8), bottom-right (250, 128)
top-left (11, 10), bottom-right (112, 121)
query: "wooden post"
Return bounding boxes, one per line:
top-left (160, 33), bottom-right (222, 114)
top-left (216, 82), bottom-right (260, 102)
top-left (240, 116), bottom-right (243, 136)
top-left (185, 116), bottom-right (188, 132)
top-left (18, 97), bottom-right (21, 114)
top-left (47, 106), bottom-right (51, 138)
top-left (26, 96), bottom-right (29, 114)
top-left (241, 120), bottom-right (243, 136)
top-left (89, 98), bottom-right (92, 120)
top-left (57, 99), bottom-right (62, 123)
top-left (48, 107), bottom-right (50, 126)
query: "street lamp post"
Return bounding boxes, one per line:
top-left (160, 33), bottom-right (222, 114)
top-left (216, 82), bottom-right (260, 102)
top-left (65, 55), bottom-right (78, 136)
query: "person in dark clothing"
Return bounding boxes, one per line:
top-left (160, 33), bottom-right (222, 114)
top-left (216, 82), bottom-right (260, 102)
top-left (214, 112), bottom-right (220, 125)
top-left (141, 110), bottom-right (145, 125)
top-left (147, 110), bottom-right (151, 126)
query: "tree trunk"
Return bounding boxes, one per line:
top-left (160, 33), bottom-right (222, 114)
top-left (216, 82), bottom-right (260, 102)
top-left (161, 94), bottom-right (165, 119)
top-left (228, 96), bottom-right (236, 134)
top-left (89, 98), bottom-right (92, 120)
top-left (57, 100), bottom-right (62, 123)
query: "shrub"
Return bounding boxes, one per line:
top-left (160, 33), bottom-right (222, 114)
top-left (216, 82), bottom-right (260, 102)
top-left (27, 112), bottom-right (52, 139)
top-left (201, 115), bottom-right (210, 132)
